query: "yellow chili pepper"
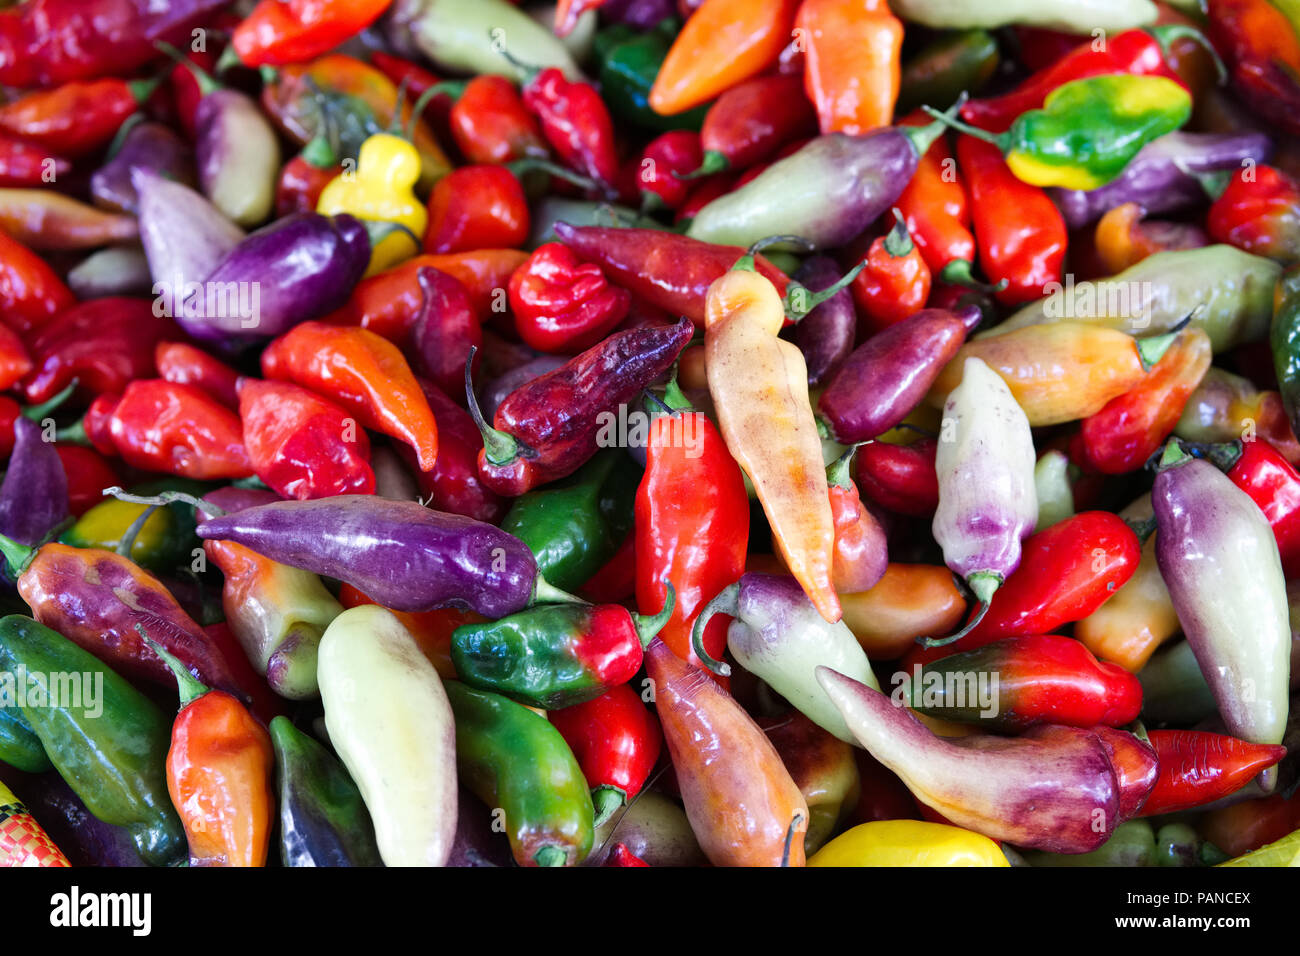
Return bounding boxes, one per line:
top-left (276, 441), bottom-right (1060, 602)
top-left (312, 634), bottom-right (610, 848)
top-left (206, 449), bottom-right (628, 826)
top-left (808, 820), bottom-right (1009, 867)
top-left (317, 132), bottom-right (427, 276)
top-left (927, 321), bottom-right (1177, 426)
top-left (0, 781), bottom-right (70, 867)
top-left (705, 260), bottom-right (840, 622)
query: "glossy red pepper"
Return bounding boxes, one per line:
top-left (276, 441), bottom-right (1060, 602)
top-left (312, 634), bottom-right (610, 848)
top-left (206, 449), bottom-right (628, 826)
top-left (98, 380), bottom-right (253, 481)
top-left (1224, 437), bottom-right (1300, 578)
top-left (850, 212), bottom-right (933, 334)
top-left (155, 341), bottom-right (242, 411)
top-left (54, 445), bottom-right (122, 517)
top-left (1139, 730), bottom-right (1288, 816)
top-left (1207, 164), bottom-right (1300, 262)
top-left (447, 75), bottom-right (549, 166)
top-left (1092, 725), bottom-right (1159, 822)
top-left (579, 532), bottom-right (637, 605)
top-left (424, 165), bottom-right (530, 255)
top-left (0, 77), bottom-right (156, 158)
top-left (693, 73), bottom-right (818, 175)
top-left (408, 267), bottom-right (483, 402)
top-left (521, 68), bottom-right (620, 189)
top-left (636, 131), bottom-right (704, 212)
top-left (0, 323), bottom-right (32, 392)
top-left (0, 135), bottom-right (70, 188)
top-left (0, 230), bottom-right (76, 338)
top-left (896, 113), bottom-right (975, 276)
top-left (239, 378), bottom-right (375, 500)
top-left (853, 437), bottom-right (940, 518)
top-left (20, 298), bottom-right (176, 405)
top-left (169, 46), bottom-right (217, 140)
top-left (604, 843), bottom-right (650, 867)
top-left (509, 242), bottom-right (631, 354)
top-left (957, 134), bottom-right (1066, 306)
top-left (231, 0), bottom-right (392, 68)
top-left (80, 393), bottom-right (119, 458)
top-left (549, 683), bottom-right (663, 825)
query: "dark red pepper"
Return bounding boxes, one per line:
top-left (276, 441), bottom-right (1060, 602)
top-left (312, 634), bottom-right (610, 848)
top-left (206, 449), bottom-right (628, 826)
top-left (54, 445), bottom-right (122, 517)
top-left (274, 152), bottom-right (341, 219)
top-left (853, 438), bottom-right (940, 518)
top-left (0, 134), bottom-right (70, 187)
top-left (1207, 164), bottom-right (1300, 262)
top-left (636, 131), bottom-right (705, 212)
top-left (0, 230), bottom-right (76, 338)
top-left (520, 67), bottom-right (620, 189)
top-left (0, 77), bottom-right (157, 158)
top-left (447, 75), bottom-right (549, 166)
top-left (692, 73), bottom-right (818, 175)
top-left (1139, 729), bottom-right (1288, 816)
top-left (509, 242), bottom-right (631, 354)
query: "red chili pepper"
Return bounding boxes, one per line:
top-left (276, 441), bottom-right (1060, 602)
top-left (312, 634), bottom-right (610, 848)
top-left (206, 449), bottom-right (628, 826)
top-left (961, 27), bottom-right (1191, 133)
top-left (509, 242), bottom-right (631, 354)
top-left (896, 114), bottom-right (975, 275)
top-left (81, 393), bottom-right (119, 458)
top-left (262, 322), bottom-right (439, 472)
top-left (1092, 725), bottom-right (1159, 822)
top-left (579, 532), bottom-right (637, 605)
top-left (424, 165), bottom-right (530, 255)
top-left (636, 131), bottom-right (704, 212)
top-left (169, 47), bottom-right (217, 140)
top-left (1139, 730), bottom-right (1287, 816)
top-left (1224, 437), bottom-right (1300, 578)
top-left (549, 683), bottom-right (663, 825)
top-left (0, 322), bottom-right (32, 392)
top-left (635, 388), bottom-right (749, 675)
top-left (520, 68), bottom-right (620, 189)
top-left (826, 448), bottom-right (887, 594)
top-left (54, 445), bottom-right (122, 517)
top-left (0, 134), bottom-right (70, 188)
top-left (409, 267), bottom-right (483, 401)
top-left (239, 378), bottom-right (375, 500)
top-left (850, 212), bottom-right (932, 334)
top-left (20, 298), bottom-right (176, 405)
top-left (98, 380), bottom-right (253, 481)
top-left (692, 73), bottom-right (818, 176)
top-left (0, 230), bottom-right (76, 338)
top-left (0, 77), bottom-right (157, 158)
top-left (447, 75), bottom-right (549, 166)
top-left (274, 153), bottom-right (341, 218)
top-left (1079, 328), bottom-right (1213, 474)
top-left (905, 634), bottom-right (1144, 731)
top-left (906, 511), bottom-right (1142, 667)
top-left (957, 134), bottom-right (1066, 306)
top-left (551, 224), bottom-right (789, 326)
top-left (604, 843), bottom-right (650, 867)
top-left (1207, 164), bottom-right (1300, 262)
top-left (155, 341), bottom-right (242, 410)
top-left (231, 0), bottom-right (393, 68)
top-left (853, 437), bottom-right (939, 518)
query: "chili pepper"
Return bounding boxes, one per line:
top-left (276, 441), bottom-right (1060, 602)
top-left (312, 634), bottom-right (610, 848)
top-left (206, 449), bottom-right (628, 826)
top-left (270, 717), bottom-right (382, 867)
top-left (649, 0), bottom-right (798, 116)
top-left (1153, 441), bottom-right (1290, 791)
top-left (897, 29), bottom-right (1000, 116)
top-left (92, 120), bottom-right (194, 212)
top-left (155, 342), bottom-right (241, 411)
top-left (902, 635), bottom-right (1143, 731)
top-left (826, 449), bottom-right (888, 594)
top-left (686, 111), bottom-right (950, 251)
top-left (810, 820), bottom-right (1007, 867)
top-left (0, 0), bottom-right (225, 89)
top-left (756, 710), bottom-right (859, 854)
top-left (317, 133), bottom-right (425, 276)
top-left (501, 66), bottom-right (617, 192)
top-left (134, 167), bottom-right (244, 304)
top-left (890, 0), bottom-right (1158, 31)
top-left (319, 605), bottom-right (457, 866)
top-left (239, 378), bottom-right (375, 500)
top-left (549, 684), bottom-right (661, 827)
top-left (592, 18), bottom-right (705, 134)
top-left (263, 320), bottom-right (438, 471)
top-left (1273, 265), bottom-right (1300, 434)
top-left (1207, 0), bottom-right (1300, 136)
top-left (796, 0), bottom-right (902, 136)
top-left (445, 680), bottom-right (592, 867)
top-left (1093, 202), bottom-right (1208, 274)
top-left (1020, 819), bottom-right (1160, 867)
top-left (231, 0), bottom-right (393, 68)
top-left (1174, 368), bottom-right (1300, 462)
top-left (142, 634), bottom-right (274, 868)
top-left (588, 787), bottom-right (707, 866)
top-left (930, 356), bottom-right (1037, 641)
top-left (1140, 730), bottom-right (1288, 817)
top-left (848, 211), bottom-right (933, 332)
top-left (705, 263), bottom-right (838, 623)
top-left (0, 230), bottom-right (75, 338)
top-left (681, 73), bottom-right (816, 180)
top-left (276, 149), bottom-right (341, 218)
top-left (854, 438), bottom-right (940, 518)
top-left (991, 245), bottom-right (1280, 353)
top-left (0, 615), bottom-right (185, 867)
top-left (451, 586), bottom-right (672, 710)
top-left (633, 130), bottom-right (700, 212)
top-left (1092, 724), bottom-right (1159, 822)
top-left (388, 0), bottom-right (582, 85)
top-left (369, 52), bottom-right (457, 128)
top-left (1032, 449), bottom-right (1074, 532)
top-left (1199, 788), bottom-right (1300, 859)
top-left (819, 667), bottom-right (1119, 853)
top-left (509, 242), bottom-right (631, 354)
top-left (932, 323), bottom-right (1179, 427)
top-left (891, 117), bottom-right (975, 279)
top-left (1208, 164), bottom-right (1300, 264)
top-left (645, 637), bottom-right (808, 866)
top-left (470, 317), bottom-right (692, 496)
top-left (443, 75), bottom-right (547, 164)
top-left (59, 477), bottom-right (202, 573)
top-left (789, 256), bottom-right (854, 387)
top-left (55, 446), bottom-right (122, 518)
top-left (424, 165), bottom-right (527, 256)
top-left (0, 77), bottom-right (157, 158)
top-left (0, 322), bottom-right (29, 392)
top-left (1079, 328), bottom-right (1212, 474)
top-left (0, 135), bottom-right (68, 188)
top-left (1213, 438), bottom-right (1300, 578)
top-left (339, 583), bottom-right (483, 681)
top-left (391, 272), bottom-right (478, 407)
top-left (0, 188), bottom-right (138, 251)
top-left (1053, 131), bottom-right (1273, 230)
top-left (0, 779), bottom-right (70, 867)
top-left (836, 564), bottom-right (965, 660)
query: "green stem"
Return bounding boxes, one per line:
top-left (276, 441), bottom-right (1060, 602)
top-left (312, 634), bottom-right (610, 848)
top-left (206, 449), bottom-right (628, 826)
top-left (631, 582), bottom-right (675, 645)
top-left (103, 486), bottom-right (226, 517)
top-left (21, 380), bottom-right (79, 423)
top-left (785, 259), bottom-right (868, 321)
top-left (689, 582), bottom-right (739, 674)
top-left (136, 625), bottom-right (208, 708)
top-left (747, 235), bottom-right (815, 256)
top-left (463, 347), bottom-right (522, 466)
top-left (882, 208), bottom-right (914, 258)
top-left (1199, 439), bottom-right (1245, 473)
top-left (534, 845), bottom-right (566, 867)
top-left (155, 41), bottom-right (222, 97)
top-left (104, 113), bottom-right (146, 162)
top-left (506, 158), bottom-right (604, 194)
top-left (116, 504), bottom-right (161, 559)
top-left (1124, 513), bottom-right (1158, 546)
top-left (919, 97), bottom-right (1003, 150)
top-left (591, 786), bottom-right (626, 830)
top-left (361, 219), bottom-right (421, 250)
top-left (905, 93), bottom-right (973, 155)
top-left (672, 149), bottom-right (729, 181)
top-left (215, 43), bottom-right (245, 75)
top-left (662, 370), bottom-right (692, 413)
top-left (1156, 439), bottom-right (1192, 471)
top-left (300, 133), bottom-right (338, 168)
top-left (939, 258), bottom-right (1008, 294)
top-left (127, 74), bottom-right (166, 106)
top-left (826, 442), bottom-right (865, 489)
top-left (916, 571), bottom-right (1000, 649)
top-left (54, 419), bottom-right (89, 446)
top-left (781, 813), bottom-right (804, 868)
top-left (0, 533), bottom-right (35, 578)
top-left (1135, 329), bottom-right (1181, 371)
top-left (530, 574), bottom-right (588, 607)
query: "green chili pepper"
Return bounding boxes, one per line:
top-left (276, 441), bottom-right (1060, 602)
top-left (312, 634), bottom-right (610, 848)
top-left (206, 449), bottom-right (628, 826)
top-left (444, 680), bottom-right (594, 867)
top-left (0, 705), bottom-right (50, 773)
top-left (598, 19), bottom-right (710, 132)
top-left (1271, 264), bottom-right (1300, 435)
top-left (500, 450), bottom-right (641, 593)
top-left (59, 478), bottom-right (207, 572)
top-left (927, 74), bottom-right (1192, 190)
top-left (1023, 820), bottom-right (1157, 866)
top-left (897, 29), bottom-right (1000, 115)
top-left (269, 716), bottom-right (383, 868)
top-left (0, 615), bottom-right (185, 866)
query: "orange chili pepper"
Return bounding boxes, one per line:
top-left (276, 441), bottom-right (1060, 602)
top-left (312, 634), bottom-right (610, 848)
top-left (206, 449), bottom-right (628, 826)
top-left (795, 0), bottom-right (903, 135)
top-left (850, 211), bottom-right (933, 334)
top-left (0, 321), bottom-right (32, 391)
top-left (649, 0), bottom-right (801, 116)
top-left (261, 321), bottom-right (439, 471)
top-left (145, 635), bottom-right (274, 868)
top-left (705, 260), bottom-right (840, 623)
top-left (0, 229), bottom-right (75, 337)
top-left (896, 113), bottom-right (975, 275)
top-left (838, 564), bottom-right (967, 659)
top-left (1094, 202), bottom-right (1209, 274)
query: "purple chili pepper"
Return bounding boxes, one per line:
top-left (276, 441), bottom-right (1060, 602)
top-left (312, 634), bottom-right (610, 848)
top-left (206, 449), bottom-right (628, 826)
top-left (177, 212), bottom-right (370, 347)
top-left (482, 355), bottom-right (569, 420)
top-left (792, 255), bottom-right (857, 387)
top-left (1051, 131), bottom-right (1273, 229)
top-left (0, 418), bottom-right (68, 547)
top-left (0, 769), bottom-right (147, 867)
top-left (818, 306), bottom-right (981, 443)
top-left (91, 121), bottom-right (194, 214)
top-left (135, 166), bottom-right (244, 307)
top-left (191, 495), bottom-right (566, 618)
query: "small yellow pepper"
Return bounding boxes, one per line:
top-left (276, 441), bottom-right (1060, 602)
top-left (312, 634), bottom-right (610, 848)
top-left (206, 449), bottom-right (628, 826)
top-left (317, 132), bottom-right (427, 276)
top-left (808, 820), bottom-right (1009, 867)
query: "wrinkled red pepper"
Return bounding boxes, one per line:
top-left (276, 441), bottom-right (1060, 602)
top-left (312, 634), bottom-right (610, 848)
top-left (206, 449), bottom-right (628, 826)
top-left (509, 242), bottom-right (631, 354)
top-left (1139, 730), bottom-right (1287, 816)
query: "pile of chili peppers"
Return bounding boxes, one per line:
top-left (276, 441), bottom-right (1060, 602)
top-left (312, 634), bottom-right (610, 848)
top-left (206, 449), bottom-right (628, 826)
top-left (2, 0), bottom-right (1300, 871)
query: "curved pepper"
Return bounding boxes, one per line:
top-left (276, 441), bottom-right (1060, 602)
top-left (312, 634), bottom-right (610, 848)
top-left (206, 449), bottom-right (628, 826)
top-left (232, 0), bottom-right (393, 67)
top-left (155, 342), bottom-right (241, 410)
top-left (1139, 729), bottom-right (1287, 816)
top-left (826, 448), bottom-right (888, 594)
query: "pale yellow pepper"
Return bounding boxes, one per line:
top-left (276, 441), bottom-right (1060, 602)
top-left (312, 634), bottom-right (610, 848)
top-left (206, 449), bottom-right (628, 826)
top-left (808, 820), bottom-right (1009, 867)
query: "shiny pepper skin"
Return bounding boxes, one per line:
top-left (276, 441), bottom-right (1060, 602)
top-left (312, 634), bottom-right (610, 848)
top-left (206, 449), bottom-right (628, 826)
top-left (637, 130), bottom-right (704, 211)
top-left (850, 214), bottom-right (932, 333)
top-left (1207, 164), bottom-right (1300, 263)
top-left (522, 68), bottom-right (621, 188)
top-left (424, 165), bottom-right (529, 255)
top-left (509, 242), bottom-right (631, 353)
top-left (105, 380), bottom-right (253, 481)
